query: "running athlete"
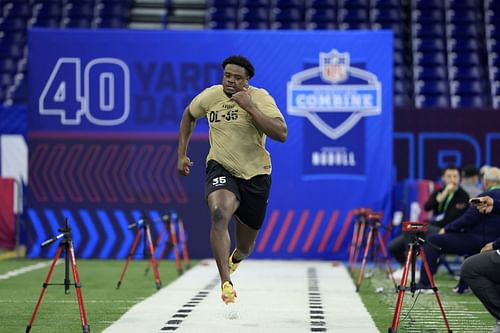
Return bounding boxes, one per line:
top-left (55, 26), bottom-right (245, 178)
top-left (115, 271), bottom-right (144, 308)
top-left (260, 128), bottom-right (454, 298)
top-left (177, 55), bottom-right (288, 304)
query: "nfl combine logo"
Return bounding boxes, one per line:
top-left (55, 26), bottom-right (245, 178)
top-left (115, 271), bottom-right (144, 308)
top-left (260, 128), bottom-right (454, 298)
top-left (320, 50), bottom-right (349, 84)
top-left (287, 49), bottom-right (383, 176)
top-left (287, 49), bottom-right (382, 140)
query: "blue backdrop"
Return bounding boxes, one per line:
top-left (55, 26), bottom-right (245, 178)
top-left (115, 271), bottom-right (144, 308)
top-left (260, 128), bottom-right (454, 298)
top-left (28, 28), bottom-right (392, 259)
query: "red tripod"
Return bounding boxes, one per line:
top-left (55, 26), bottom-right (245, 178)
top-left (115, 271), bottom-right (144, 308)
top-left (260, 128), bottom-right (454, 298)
top-left (355, 213), bottom-right (397, 292)
top-left (26, 218), bottom-right (89, 333)
top-left (388, 221), bottom-right (452, 333)
top-left (145, 213), bottom-right (183, 275)
top-left (117, 213), bottom-right (161, 290)
top-left (177, 217), bottom-right (190, 270)
top-left (348, 208), bottom-right (372, 274)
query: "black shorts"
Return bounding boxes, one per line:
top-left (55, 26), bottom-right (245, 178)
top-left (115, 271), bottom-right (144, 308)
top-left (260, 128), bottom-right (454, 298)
top-left (205, 160), bottom-right (271, 230)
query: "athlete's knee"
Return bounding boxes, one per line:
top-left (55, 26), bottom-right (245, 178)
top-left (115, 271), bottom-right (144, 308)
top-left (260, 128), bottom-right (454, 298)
top-left (210, 207), bottom-right (229, 227)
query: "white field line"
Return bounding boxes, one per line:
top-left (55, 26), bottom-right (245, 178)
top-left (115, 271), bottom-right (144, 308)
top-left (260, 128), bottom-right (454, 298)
top-left (0, 299), bottom-right (143, 304)
top-left (0, 261), bottom-right (60, 281)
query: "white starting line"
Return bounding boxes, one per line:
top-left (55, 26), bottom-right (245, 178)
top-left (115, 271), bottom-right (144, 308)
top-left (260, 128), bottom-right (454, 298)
top-left (102, 260), bottom-right (378, 333)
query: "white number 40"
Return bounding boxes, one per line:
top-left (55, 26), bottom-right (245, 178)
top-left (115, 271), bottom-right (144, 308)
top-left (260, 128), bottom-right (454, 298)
top-left (39, 57), bottom-right (130, 126)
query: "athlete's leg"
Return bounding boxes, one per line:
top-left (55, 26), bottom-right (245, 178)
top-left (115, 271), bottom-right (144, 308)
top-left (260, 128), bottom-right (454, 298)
top-left (233, 216), bottom-right (259, 262)
top-left (207, 189), bottom-right (239, 285)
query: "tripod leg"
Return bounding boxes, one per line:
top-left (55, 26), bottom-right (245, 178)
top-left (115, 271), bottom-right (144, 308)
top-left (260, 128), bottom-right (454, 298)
top-left (352, 220), bottom-right (366, 274)
top-left (116, 229), bottom-right (142, 289)
top-left (388, 244), bottom-right (414, 333)
top-left (26, 245), bottom-right (63, 333)
top-left (158, 228), bottom-right (171, 264)
top-left (178, 218), bottom-right (190, 270)
top-left (145, 225), bottom-right (162, 290)
top-left (356, 226), bottom-right (374, 292)
top-left (420, 248), bottom-right (453, 332)
top-left (145, 223), bottom-right (167, 275)
top-left (375, 230), bottom-right (398, 290)
top-left (168, 221), bottom-right (183, 275)
top-left (348, 218), bottom-right (361, 273)
top-left (64, 244), bottom-right (70, 295)
top-left (68, 241), bottom-right (90, 333)
top-left (156, 223), bottom-right (168, 261)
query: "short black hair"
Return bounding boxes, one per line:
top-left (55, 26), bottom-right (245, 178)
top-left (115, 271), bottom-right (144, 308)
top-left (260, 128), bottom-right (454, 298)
top-left (441, 165), bottom-right (460, 175)
top-left (462, 164), bottom-right (479, 178)
top-left (222, 55), bottom-right (255, 79)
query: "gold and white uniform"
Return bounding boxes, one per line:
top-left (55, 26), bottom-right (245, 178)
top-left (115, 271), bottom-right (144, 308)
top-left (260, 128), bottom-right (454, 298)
top-left (189, 85), bottom-right (284, 180)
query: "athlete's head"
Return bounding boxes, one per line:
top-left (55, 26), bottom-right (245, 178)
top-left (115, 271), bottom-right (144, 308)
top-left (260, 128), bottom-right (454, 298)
top-left (221, 55), bottom-right (254, 96)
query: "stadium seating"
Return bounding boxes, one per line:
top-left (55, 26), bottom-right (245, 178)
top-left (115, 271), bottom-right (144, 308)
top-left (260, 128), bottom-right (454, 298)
top-left (0, 0), bottom-right (130, 105)
top-left (204, 0), bottom-right (498, 108)
top-left (0, 0), bottom-right (499, 109)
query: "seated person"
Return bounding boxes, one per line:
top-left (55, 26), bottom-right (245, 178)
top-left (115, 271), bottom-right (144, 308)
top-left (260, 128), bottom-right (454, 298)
top-left (462, 195), bottom-right (500, 333)
top-left (417, 167), bottom-right (500, 292)
top-left (461, 164), bottom-right (482, 198)
top-left (388, 165), bottom-right (469, 277)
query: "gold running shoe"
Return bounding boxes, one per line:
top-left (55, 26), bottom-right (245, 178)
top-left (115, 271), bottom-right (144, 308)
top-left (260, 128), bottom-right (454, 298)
top-left (229, 249), bottom-right (240, 274)
top-left (221, 281), bottom-right (237, 304)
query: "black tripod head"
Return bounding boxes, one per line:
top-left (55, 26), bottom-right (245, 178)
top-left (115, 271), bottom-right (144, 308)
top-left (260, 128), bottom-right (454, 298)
top-left (128, 211), bottom-right (176, 230)
top-left (366, 212), bottom-right (391, 232)
top-left (367, 212), bottom-right (382, 225)
top-left (40, 218), bottom-right (72, 248)
top-left (354, 208), bottom-right (372, 223)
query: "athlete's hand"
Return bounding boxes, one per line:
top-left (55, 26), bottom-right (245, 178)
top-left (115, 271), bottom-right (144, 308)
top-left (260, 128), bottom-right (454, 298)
top-left (230, 88), bottom-right (254, 110)
top-left (177, 156), bottom-right (193, 176)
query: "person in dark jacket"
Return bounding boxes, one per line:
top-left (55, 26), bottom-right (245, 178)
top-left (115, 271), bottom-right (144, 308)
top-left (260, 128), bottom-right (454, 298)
top-left (388, 166), bottom-right (469, 277)
top-left (461, 189), bottom-right (500, 333)
top-left (418, 167), bottom-right (500, 291)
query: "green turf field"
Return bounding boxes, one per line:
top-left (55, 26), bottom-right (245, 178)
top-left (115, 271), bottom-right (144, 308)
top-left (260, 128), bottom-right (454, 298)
top-left (0, 259), bottom-right (191, 333)
top-left (352, 266), bottom-right (495, 333)
top-left (0, 259), bottom-right (495, 333)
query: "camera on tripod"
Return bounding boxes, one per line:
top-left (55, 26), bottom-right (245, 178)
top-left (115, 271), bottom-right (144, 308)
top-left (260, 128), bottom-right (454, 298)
top-left (402, 221), bottom-right (427, 234)
top-left (367, 213), bottom-right (382, 227)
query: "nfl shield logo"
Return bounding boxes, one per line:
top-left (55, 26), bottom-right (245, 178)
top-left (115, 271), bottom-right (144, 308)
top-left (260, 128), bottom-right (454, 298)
top-left (320, 50), bottom-right (349, 83)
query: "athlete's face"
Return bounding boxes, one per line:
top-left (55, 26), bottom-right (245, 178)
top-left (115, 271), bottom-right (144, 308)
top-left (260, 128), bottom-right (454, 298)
top-left (222, 64), bottom-right (249, 96)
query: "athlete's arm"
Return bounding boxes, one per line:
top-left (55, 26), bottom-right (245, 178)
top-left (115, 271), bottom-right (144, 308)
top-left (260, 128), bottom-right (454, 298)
top-left (177, 107), bottom-right (196, 176)
top-left (231, 89), bottom-right (288, 142)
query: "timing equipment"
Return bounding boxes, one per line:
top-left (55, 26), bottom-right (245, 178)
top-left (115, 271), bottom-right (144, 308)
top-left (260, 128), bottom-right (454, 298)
top-left (388, 221), bottom-right (452, 333)
top-left (355, 212), bottom-right (397, 292)
top-left (26, 218), bottom-right (89, 333)
top-left (116, 211), bottom-right (162, 290)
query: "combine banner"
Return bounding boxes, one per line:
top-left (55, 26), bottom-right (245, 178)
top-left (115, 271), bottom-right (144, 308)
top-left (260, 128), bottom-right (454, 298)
top-left (28, 28), bottom-right (392, 259)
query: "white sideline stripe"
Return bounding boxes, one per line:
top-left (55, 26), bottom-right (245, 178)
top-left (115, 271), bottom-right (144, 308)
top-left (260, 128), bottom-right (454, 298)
top-left (0, 261), bottom-right (60, 281)
top-left (102, 260), bottom-right (378, 333)
top-left (0, 300), bottom-right (142, 304)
